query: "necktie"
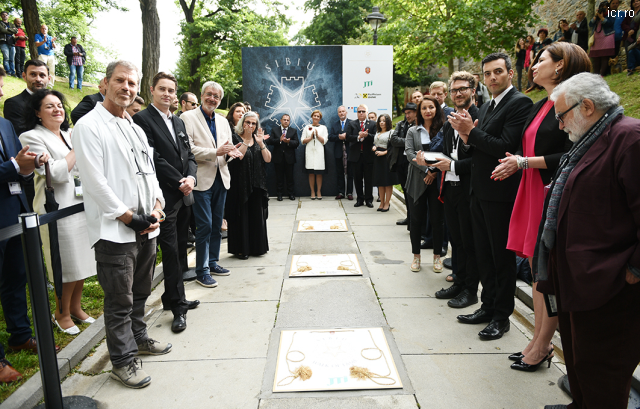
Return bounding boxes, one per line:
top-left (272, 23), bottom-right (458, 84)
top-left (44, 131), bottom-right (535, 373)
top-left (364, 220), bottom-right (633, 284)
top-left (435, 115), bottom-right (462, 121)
top-left (282, 128), bottom-right (286, 139)
top-left (487, 100), bottom-right (496, 116)
top-left (341, 121), bottom-right (344, 131)
top-left (360, 121), bottom-right (365, 151)
top-left (0, 134), bottom-right (6, 161)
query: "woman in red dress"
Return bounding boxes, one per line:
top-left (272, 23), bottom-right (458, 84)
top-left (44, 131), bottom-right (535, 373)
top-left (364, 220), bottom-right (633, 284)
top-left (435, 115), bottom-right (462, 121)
top-left (492, 42), bottom-right (591, 372)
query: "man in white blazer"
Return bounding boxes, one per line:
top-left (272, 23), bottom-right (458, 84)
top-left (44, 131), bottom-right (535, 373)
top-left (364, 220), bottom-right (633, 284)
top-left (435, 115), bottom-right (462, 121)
top-left (181, 81), bottom-right (241, 288)
top-left (73, 60), bottom-right (171, 389)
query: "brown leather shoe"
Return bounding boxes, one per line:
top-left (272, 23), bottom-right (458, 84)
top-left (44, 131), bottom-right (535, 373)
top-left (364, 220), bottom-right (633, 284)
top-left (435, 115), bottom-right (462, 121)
top-left (0, 359), bottom-right (22, 383)
top-left (9, 338), bottom-right (61, 354)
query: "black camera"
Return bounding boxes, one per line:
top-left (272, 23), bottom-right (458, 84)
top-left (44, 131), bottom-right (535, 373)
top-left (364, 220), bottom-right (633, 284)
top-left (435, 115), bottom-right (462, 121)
top-left (598, 2), bottom-right (609, 15)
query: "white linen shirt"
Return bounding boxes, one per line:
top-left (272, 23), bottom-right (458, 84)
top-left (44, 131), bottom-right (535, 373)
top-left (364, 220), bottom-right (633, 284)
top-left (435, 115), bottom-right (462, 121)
top-left (72, 102), bottom-right (165, 246)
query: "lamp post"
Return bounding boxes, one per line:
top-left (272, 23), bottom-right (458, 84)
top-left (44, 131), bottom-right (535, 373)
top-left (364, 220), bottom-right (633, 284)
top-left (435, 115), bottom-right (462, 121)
top-left (365, 6), bottom-right (387, 45)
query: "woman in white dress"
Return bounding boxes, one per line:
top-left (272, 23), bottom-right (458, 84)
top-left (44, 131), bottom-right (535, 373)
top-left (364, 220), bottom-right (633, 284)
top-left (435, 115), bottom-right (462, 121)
top-left (301, 110), bottom-right (328, 199)
top-left (19, 89), bottom-right (97, 335)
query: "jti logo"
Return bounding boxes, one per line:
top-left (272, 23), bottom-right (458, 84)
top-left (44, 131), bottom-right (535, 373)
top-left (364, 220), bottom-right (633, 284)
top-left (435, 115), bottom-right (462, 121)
top-left (363, 81), bottom-right (373, 88)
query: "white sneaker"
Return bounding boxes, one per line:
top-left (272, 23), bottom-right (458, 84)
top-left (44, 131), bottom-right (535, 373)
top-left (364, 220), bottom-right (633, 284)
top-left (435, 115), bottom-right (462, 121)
top-left (111, 358), bottom-right (151, 389)
top-left (411, 256), bottom-right (421, 272)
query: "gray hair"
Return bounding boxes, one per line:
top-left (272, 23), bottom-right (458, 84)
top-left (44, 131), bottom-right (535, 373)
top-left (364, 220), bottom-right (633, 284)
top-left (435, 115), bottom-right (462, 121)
top-left (235, 111), bottom-right (258, 135)
top-left (105, 60), bottom-right (140, 82)
top-left (550, 72), bottom-right (620, 112)
top-left (358, 104), bottom-right (368, 112)
top-left (201, 81), bottom-right (224, 100)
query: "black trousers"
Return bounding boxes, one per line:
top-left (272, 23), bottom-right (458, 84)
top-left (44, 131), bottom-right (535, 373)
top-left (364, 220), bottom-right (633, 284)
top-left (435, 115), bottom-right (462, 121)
top-left (14, 46), bottom-right (25, 77)
top-left (443, 183), bottom-right (478, 293)
top-left (334, 157), bottom-right (353, 195)
top-left (408, 185), bottom-right (443, 256)
top-left (470, 194), bottom-right (516, 321)
top-left (352, 155), bottom-right (373, 202)
top-left (274, 162), bottom-right (295, 196)
top-left (158, 200), bottom-right (191, 315)
top-left (395, 156), bottom-right (410, 223)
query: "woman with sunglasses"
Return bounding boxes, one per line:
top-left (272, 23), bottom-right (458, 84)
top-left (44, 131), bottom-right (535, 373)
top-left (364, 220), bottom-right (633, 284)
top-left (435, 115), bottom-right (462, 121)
top-left (19, 89), bottom-right (97, 335)
top-left (491, 42), bottom-right (591, 372)
top-left (225, 111), bottom-right (271, 259)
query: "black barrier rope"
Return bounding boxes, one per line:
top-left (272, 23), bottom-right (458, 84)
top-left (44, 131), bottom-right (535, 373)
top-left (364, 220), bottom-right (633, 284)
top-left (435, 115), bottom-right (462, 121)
top-left (0, 203), bottom-right (84, 242)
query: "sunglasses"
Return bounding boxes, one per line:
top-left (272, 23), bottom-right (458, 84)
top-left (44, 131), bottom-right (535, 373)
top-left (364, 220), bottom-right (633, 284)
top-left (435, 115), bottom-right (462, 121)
top-left (187, 101), bottom-right (199, 107)
top-left (357, 110), bottom-right (366, 113)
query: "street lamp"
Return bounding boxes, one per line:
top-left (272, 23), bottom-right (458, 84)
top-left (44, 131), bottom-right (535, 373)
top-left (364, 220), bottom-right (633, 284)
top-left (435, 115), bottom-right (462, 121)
top-left (365, 6), bottom-right (387, 45)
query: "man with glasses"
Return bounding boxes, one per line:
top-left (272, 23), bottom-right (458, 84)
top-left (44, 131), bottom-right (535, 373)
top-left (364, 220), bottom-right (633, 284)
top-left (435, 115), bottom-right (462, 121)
top-left (347, 104), bottom-right (376, 207)
top-left (177, 92), bottom-right (198, 116)
top-left (181, 81), bottom-right (241, 288)
top-left (133, 72), bottom-right (199, 334)
top-left (73, 60), bottom-right (171, 389)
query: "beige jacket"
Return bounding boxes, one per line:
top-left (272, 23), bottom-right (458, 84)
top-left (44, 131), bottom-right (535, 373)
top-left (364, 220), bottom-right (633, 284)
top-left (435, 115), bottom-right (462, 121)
top-left (181, 108), bottom-right (231, 191)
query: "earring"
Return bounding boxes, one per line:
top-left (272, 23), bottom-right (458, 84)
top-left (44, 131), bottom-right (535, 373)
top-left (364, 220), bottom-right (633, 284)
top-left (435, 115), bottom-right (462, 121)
top-left (555, 69), bottom-right (559, 75)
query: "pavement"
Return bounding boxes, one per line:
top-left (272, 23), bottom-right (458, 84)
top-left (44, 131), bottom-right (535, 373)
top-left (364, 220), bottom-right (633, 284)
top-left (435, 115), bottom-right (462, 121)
top-left (39, 195), bottom-right (572, 408)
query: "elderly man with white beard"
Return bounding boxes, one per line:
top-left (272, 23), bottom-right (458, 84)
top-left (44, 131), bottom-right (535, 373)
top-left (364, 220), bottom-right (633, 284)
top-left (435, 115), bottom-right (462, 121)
top-left (534, 73), bottom-right (640, 409)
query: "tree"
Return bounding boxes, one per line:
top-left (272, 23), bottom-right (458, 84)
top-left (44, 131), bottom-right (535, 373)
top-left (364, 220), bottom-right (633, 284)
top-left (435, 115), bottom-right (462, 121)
top-left (140, 0), bottom-right (160, 104)
top-left (380, 0), bottom-right (539, 78)
top-left (299, 0), bottom-right (372, 45)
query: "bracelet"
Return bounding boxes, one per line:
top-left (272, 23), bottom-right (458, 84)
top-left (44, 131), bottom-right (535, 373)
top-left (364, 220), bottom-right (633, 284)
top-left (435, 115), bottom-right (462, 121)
top-left (260, 145), bottom-right (266, 150)
top-left (516, 155), bottom-right (524, 169)
top-left (154, 209), bottom-right (166, 222)
top-left (524, 157), bottom-right (529, 170)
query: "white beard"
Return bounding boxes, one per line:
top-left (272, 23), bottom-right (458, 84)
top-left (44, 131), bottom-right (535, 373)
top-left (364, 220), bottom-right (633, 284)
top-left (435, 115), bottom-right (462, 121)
top-left (565, 110), bottom-right (590, 142)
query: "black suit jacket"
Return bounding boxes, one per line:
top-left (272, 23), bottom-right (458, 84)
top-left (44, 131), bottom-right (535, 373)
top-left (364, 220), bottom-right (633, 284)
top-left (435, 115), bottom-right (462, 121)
top-left (0, 117), bottom-right (31, 227)
top-left (516, 97), bottom-right (572, 186)
top-left (571, 19), bottom-right (589, 51)
top-left (439, 104), bottom-right (479, 198)
top-left (328, 118), bottom-right (352, 159)
top-left (467, 87), bottom-right (533, 202)
top-left (133, 106), bottom-right (197, 210)
top-left (3, 89), bottom-right (31, 137)
top-left (70, 92), bottom-right (103, 125)
top-left (346, 119), bottom-right (376, 164)
top-left (63, 43), bottom-right (87, 66)
top-left (266, 126), bottom-right (299, 164)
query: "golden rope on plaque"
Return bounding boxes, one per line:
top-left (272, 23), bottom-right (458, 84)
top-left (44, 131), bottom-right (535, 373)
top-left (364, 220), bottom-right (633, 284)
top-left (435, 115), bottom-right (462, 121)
top-left (337, 259), bottom-right (357, 274)
top-left (277, 332), bottom-right (313, 386)
top-left (301, 221), bottom-right (314, 230)
top-left (329, 221), bottom-right (344, 230)
top-left (290, 257), bottom-right (312, 276)
top-left (349, 330), bottom-right (396, 385)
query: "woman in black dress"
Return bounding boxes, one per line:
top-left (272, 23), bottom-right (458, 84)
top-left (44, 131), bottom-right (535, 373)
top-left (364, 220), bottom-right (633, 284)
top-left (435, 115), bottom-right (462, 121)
top-left (515, 38), bottom-right (527, 91)
top-left (371, 114), bottom-right (397, 211)
top-left (226, 111), bottom-right (271, 259)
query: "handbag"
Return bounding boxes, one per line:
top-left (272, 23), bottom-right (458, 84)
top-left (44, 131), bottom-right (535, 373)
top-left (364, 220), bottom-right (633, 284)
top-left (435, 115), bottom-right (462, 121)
top-left (588, 34), bottom-right (595, 48)
top-left (571, 31), bottom-right (579, 44)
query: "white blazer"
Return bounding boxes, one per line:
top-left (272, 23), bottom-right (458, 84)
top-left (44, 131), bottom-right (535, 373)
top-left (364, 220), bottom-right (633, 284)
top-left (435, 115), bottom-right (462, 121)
top-left (72, 103), bottom-right (165, 247)
top-left (180, 108), bottom-right (231, 191)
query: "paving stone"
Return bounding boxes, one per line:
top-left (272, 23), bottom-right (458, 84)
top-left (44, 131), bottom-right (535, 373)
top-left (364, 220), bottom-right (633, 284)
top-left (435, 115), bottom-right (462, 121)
top-left (353, 225), bottom-right (411, 243)
top-left (368, 264), bottom-right (437, 298)
top-left (289, 232), bottom-right (358, 255)
top-left (259, 395), bottom-right (418, 408)
top-left (184, 265), bottom-right (283, 302)
top-left (77, 340), bottom-right (111, 375)
top-left (346, 213), bottom-right (401, 226)
top-left (296, 209), bottom-right (348, 220)
top-left (61, 373), bottom-right (110, 398)
top-left (219, 241), bottom-right (290, 268)
top-left (276, 278), bottom-right (386, 328)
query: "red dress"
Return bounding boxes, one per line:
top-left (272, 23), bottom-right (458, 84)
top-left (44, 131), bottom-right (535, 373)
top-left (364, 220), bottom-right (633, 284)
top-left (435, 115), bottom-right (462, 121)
top-left (507, 100), bottom-right (555, 259)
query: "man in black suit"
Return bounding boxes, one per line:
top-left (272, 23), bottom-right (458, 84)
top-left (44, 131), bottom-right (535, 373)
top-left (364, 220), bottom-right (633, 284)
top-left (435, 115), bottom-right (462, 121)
top-left (569, 10), bottom-right (589, 52)
top-left (70, 81), bottom-right (105, 125)
top-left (132, 72), bottom-right (199, 333)
top-left (267, 114), bottom-right (298, 201)
top-left (449, 53), bottom-right (532, 340)
top-left (389, 102), bottom-right (417, 225)
top-left (428, 71), bottom-right (480, 309)
top-left (328, 105), bottom-right (353, 200)
top-left (346, 104), bottom-right (376, 207)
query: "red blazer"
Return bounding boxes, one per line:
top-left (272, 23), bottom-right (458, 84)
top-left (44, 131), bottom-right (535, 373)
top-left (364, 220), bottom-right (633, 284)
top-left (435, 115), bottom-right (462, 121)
top-left (553, 115), bottom-right (640, 312)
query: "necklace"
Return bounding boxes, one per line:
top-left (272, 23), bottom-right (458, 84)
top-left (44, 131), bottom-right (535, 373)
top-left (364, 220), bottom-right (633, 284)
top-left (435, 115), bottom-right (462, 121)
top-left (349, 330), bottom-right (396, 385)
top-left (276, 332), bottom-right (313, 386)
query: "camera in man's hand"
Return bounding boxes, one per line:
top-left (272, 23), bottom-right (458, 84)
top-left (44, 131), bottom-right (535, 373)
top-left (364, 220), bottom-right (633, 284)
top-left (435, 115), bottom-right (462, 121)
top-left (125, 214), bottom-right (158, 232)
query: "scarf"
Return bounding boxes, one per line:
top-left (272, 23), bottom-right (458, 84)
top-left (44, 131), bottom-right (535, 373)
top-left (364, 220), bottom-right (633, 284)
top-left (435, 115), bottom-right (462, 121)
top-left (535, 105), bottom-right (624, 281)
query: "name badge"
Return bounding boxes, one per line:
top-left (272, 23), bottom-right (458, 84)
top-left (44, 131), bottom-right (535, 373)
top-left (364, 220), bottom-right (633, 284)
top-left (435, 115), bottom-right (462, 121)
top-left (9, 182), bottom-right (22, 195)
top-left (74, 176), bottom-right (83, 197)
top-left (451, 150), bottom-right (458, 160)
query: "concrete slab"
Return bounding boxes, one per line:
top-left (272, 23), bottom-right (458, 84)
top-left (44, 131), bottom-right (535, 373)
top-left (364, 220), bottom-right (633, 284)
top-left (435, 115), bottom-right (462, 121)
top-left (276, 278), bottom-right (386, 328)
top-left (353, 225), bottom-right (411, 243)
top-left (346, 213), bottom-right (402, 226)
top-left (383, 298), bottom-right (527, 355)
top-left (343, 205), bottom-right (382, 215)
top-left (368, 264), bottom-right (438, 298)
top-left (259, 395), bottom-right (418, 408)
top-left (61, 372), bottom-right (110, 398)
top-left (298, 200), bottom-right (343, 209)
top-left (289, 232), bottom-right (358, 255)
top-left (296, 209), bottom-right (347, 220)
top-left (219, 241), bottom-right (290, 268)
top-left (405, 354), bottom-right (568, 409)
top-left (266, 225), bottom-right (294, 244)
top-left (92, 358), bottom-right (265, 409)
top-left (77, 340), bottom-right (111, 375)
top-left (184, 266), bottom-right (283, 302)
top-left (142, 301), bottom-right (277, 361)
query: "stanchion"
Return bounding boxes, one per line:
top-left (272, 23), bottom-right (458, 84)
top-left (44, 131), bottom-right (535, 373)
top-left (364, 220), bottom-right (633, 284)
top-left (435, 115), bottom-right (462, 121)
top-left (20, 213), bottom-right (97, 409)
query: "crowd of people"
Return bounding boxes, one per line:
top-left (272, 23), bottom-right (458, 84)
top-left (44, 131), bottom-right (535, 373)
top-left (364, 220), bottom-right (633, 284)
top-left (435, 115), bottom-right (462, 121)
top-left (0, 6), bottom-right (638, 409)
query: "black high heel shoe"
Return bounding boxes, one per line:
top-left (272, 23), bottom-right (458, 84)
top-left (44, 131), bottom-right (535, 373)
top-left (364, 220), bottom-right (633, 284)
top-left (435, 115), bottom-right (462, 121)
top-left (510, 353), bottom-right (553, 372)
top-left (508, 352), bottom-right (524, 361)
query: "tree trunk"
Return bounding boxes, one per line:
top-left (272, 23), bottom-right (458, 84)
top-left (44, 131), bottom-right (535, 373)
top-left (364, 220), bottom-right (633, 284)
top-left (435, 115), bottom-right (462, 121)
top-left (20, 0), bottom-right (40, 60)
top-left (447, 57), bottom-right (454, 77)
top-left (587, 0), bottom-right (596, 36)
top-left (140, 0), bottom-right (160, 104)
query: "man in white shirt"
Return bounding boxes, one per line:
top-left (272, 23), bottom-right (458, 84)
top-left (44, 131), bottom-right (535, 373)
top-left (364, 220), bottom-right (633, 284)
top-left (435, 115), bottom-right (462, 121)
top-left (73, 60), bottom-right (171, 389)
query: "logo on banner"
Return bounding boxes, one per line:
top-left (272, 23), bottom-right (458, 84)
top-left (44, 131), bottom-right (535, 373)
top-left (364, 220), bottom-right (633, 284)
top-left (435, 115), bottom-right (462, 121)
top-left (365, 67), bottom-right (371, 74)
top-left (354, 92), bottom-right (381, 99)
top-left (364, 81), bottom-right (373, 88)
top-left (264, 75), bottom-right (321, 131)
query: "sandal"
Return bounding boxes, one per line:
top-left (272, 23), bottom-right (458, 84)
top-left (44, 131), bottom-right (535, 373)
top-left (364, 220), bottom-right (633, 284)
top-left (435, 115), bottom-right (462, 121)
top-left (446, 274), bottom-right (454, 282)
top-left (433, 256), bottom-right (443, 273)
top-left (411, 256), bottom-right (421, 272)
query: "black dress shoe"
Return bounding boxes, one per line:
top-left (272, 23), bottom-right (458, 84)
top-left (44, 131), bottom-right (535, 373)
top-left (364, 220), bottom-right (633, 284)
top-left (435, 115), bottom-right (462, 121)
top-left (478, 319), bottom-right (510, 340)
top-left (354, 201), bottom-right (364, 207)
top-left (443, 258), bottom-right (452, 269)
top-left (335, 193), bottom-right (344, 200)
top-left (510, 353), bottom-right (552, 372)
top-left (236, 254), bottom-right (249, 260)
top-left (171, 314), bottom-right (187, 333)
top-left (377, 197), bottom-right (381, 202)
top-left (289, 195), bottom-right (296, 201)
top-left (347, 194), bottom-right (353, 200)
top-left (365, 201), bottom-right (373, 208)
top-left (448, 289), bottom-right (479, 308)
top-left (557, 375), bottom-right (571, 398)
top-left (441, 249), bottom-right (448, 257)
top-left (508, 352), bottom-right (524, 361)
top-left (420, 240), bottom-right (433, 249)
top-left (435, 284), bottom-right (463, 299)
top-left (277, 195), bottom-right (283, 201)
top-left (457, 308), bottom-right (492, 324)
top-left (396, 218), bottom-right (409, 226)
top-left (186, 300), bottom-right (200, 310)
top-left (544, 406), bottom-right (568, 409)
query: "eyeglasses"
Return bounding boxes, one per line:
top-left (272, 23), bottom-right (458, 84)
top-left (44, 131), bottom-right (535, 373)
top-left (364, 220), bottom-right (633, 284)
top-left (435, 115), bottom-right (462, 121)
top-left (357, 110), bottom-right (366, 113)
top-left (555, 101), bottom-right (582, 124)
top-left (204, 93), bottom-right (221, 101)
top-left (134, 149), bottom-right (156, 176)
top-left (450, 87), bottom-right (472, 95)
top-left (245, 121), bottom-right (257, 127)
top-left (187, 101), bottom-right (199, 107)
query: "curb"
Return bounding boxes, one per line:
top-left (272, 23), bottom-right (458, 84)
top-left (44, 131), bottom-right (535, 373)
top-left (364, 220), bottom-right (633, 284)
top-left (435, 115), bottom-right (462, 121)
top-left (0, 265), bottom-right (166, 409)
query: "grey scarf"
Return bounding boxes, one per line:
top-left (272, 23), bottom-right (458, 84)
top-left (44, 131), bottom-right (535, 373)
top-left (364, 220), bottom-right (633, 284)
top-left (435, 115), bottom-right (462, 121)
top-left (535, 105), bottom-right (624, 281)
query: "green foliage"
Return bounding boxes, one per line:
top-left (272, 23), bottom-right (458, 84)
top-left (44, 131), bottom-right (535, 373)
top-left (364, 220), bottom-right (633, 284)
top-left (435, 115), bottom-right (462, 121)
top-left (379, 0), bottom-right (539, 79)
top-left (175, 0), bottom-right (290, 104)
top-left (298, 0), bottom-right (373, 45)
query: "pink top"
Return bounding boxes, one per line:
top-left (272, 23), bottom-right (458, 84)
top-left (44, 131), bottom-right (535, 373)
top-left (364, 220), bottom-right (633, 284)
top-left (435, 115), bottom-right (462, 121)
top-left (507, 100), bottom-right (555, 259)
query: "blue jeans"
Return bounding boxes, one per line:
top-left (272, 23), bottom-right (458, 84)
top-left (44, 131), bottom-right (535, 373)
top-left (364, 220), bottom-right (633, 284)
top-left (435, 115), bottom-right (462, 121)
top-left (192, 173), bottom-right (227, 278)
top-left (628, 48), bottom-right (640, 71)
top-left (0, 44), bottom-right (15, 75)
top-left (69, 64), bottom-right (84, 89)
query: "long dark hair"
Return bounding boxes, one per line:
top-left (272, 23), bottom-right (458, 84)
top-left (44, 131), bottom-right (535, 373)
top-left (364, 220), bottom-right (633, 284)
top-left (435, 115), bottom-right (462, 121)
top-left (25, 89), bottom-right (71, 132)
top-left (376, 113), bottom-right (392, 133)
top-left (416, 96), bottom-right (444, 137)
top-left (226, 102), bottom-right (245, 127)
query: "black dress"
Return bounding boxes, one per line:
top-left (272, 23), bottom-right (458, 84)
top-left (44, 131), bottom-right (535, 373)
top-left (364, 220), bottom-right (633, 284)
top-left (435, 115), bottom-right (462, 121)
top-left (226, 134), bottom-right (269, 257)
top-left (371, 131), bottom-right (398, 186)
